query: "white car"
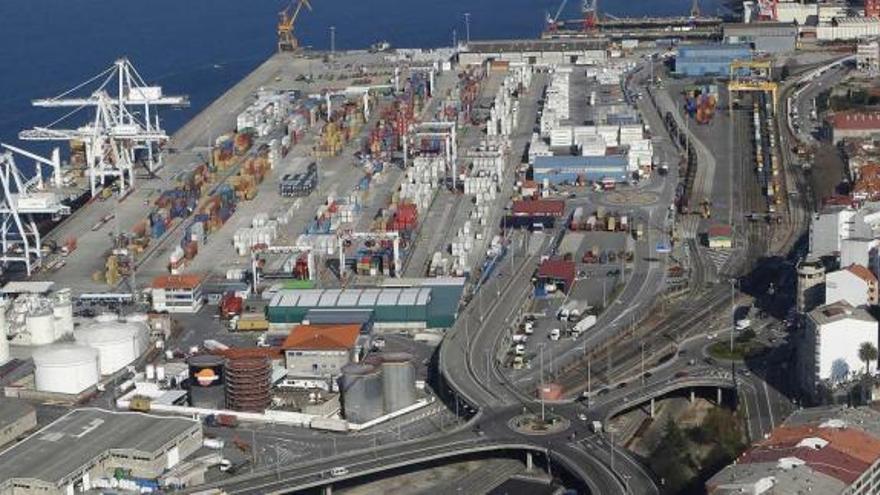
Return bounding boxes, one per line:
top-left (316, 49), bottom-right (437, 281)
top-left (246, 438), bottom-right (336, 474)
top-left (550, 328), bottom-right (561, 341)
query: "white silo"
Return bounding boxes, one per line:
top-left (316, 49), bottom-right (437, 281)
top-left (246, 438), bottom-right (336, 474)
top-left (33, 344), bottom-right (100, 394)
top-left (75, 321), bottom-right (148, 375)
top-left (0, 300), bottom-right (8, 365)
top-left (52, 288), bottom-right (74, 338)
top-left (27, 308), bottom-right (56, 345)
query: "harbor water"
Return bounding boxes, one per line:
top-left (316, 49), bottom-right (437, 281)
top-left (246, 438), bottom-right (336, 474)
top-left (0, 0), bottom-right (726, 171)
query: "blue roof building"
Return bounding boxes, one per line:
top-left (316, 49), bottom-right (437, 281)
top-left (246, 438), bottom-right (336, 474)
top-left (532, 155), bottom-right (629, 185)
top-left (674, 43), bottom-right (751, 77)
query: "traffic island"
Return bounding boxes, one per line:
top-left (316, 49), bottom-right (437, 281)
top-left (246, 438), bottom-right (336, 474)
top-left (508, 413), bottom-right (570, 436)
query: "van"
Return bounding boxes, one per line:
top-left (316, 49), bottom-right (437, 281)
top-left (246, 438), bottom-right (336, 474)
top-left (523, 322), bottom-right (534, 335)
top-left (550, 328), bottom-right (561, 341)
top-left (513, 356), bottom-right (525, 369)
top-left (515, 344), bottom-right (526, 356)
top-left (330, 467), bottom-right (349, 477)
top-left (512, 334), bottom-right (528, 344)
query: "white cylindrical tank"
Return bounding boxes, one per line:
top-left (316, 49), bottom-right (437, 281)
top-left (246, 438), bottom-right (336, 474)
top-left (75, 321), bottom-right (148, 375)
top-left (33, 344), bottom-right (100, 394)
top-left (52, 288), bottom-right (74, 338)
top-left (27, 309), bottom-right (56, 345)
top-left (94, 313), bottom-right (118, 323)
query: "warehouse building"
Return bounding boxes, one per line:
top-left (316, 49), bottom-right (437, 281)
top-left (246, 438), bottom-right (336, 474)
top-left (266, 285), bottom-right (462, 329)
top-left (817, 17), bottom-right (880, 41)
top-left (532, 155), bottom-right (630, 185)
top-left (0, 408), bottom-right (202, 495)
top-left (828, 111), bottom-right (880, 144)
top-left (0, 399), bottom-right (36, 449)
top-left (458, 39), bottom-right (607, 66)
top-left (535, 259), bottom-right (576, 294)
top-left (723, 23), bottom-right (798, 53)
top-left (674, 44), bottom-right (752, 77)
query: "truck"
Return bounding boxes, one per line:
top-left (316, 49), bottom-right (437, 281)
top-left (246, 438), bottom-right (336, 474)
top-left (572, 315), bottom-right (597, 336)
top-left (236, 313), bottom-right (269, 332)
top-left (735, 318), bottom-right (751, 331)
top-left (219, 293), bottom-right (243, 319)
top-left (203, 438), bottom-right (226, 450)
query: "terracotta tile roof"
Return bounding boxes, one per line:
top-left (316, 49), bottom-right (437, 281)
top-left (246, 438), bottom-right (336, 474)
top-left (511, 199), bottom-right (565, 217)
top-left (831, 111), bottom-right (880, 131)
top-left (758, 423), bottom-right (880, 465)
top-left (846, 264), bottom-right (878, 285)
top-left (740, 443), bottom-right (869, 484)
top-left (708, 224), bottom-right (733, 238)
top-left (282, 324), bottom-right (360, 351)
top-left (151, 274), bottom-right (203, 289)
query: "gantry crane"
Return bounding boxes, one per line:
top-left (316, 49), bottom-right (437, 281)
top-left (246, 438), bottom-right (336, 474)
top-left (19, 58), bottom-right (187, 196)
top-left (582, 0), bottom-right (599, 32)
top-left (728, 59), bottom-right (778, 109)
top-left (278, 0), bottom-right (313, 52)
top-left (545, 0), bottom-right (569, 32)
top-left (0, 151), bottom-right (71, 276)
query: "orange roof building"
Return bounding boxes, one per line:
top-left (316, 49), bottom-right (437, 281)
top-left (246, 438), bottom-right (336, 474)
top-left (150, 274), bottom-right (204, 313)
top-left (282, 324), bottom-right (362, 389)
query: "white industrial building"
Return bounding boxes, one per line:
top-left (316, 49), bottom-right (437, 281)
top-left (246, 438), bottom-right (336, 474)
top-left (825, 264), bottom-right (879, 307)
top-left (799, 301), bottom-right (878, 396)
top-left (817, 17), bottom-right (880, 41)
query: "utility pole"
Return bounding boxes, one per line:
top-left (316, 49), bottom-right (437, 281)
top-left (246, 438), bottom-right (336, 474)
top-left (730, 278), bottom-right (736, 353)
top-left (452, 28), bottom-right (457, 49)
top-left (640, 342), bottom-right (645, 387)
top-left (540, 344), bottom-right (546, 423)
top-left (464, 13), bottom-right (471, 45)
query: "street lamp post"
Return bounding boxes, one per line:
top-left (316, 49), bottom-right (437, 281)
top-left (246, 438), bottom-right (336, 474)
top-left (730, 278), bottom-right (736, 353)
top-left (464, 13), bottom-right (471, 45)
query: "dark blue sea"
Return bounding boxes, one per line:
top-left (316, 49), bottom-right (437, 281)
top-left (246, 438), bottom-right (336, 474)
top-left (0, 0), bottom-right (725, 154)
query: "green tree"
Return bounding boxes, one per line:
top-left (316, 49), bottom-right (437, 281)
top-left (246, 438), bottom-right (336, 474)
top-left (859, 342), bottom-right (878, 374)
top-left (650, 417), bottom-right (693, 493)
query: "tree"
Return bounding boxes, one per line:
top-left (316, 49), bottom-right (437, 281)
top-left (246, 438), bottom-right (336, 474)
top-left (859, 342), bottom-right (878, 375)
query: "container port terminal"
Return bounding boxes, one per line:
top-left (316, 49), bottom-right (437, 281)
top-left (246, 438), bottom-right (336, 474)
top-left (2, 0), bottom-right (873, 493)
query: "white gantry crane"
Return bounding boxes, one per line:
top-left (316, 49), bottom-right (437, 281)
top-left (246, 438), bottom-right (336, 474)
top-left (19, 58), bottom-right (188, 196)
top-left (0, 151), bottom-right (71, 276)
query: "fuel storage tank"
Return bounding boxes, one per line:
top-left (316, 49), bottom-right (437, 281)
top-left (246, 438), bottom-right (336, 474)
top-left (75, 321), bottom-right (148, 375)
top-left (27, 308), bottom-right (56, 346)
top-left (225, 357), bottom-right (271, 412)
top-left (187, 354), bottom-right (226, 409)
top-left (33, 344), bottom-right (100, 394)
top-left (380, 352), bottom-right (416, 413)
top-left (339, 362), bottom-right (383, 423)
top-left (52, 288), bottom-right (74, 338)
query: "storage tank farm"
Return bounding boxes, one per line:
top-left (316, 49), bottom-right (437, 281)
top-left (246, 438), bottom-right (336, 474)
top-left (340, 362), bottom-right (384, 423)
top-left (27, 308), bottom-right (56, 345)
top-left (33, 343), bottom-right (100, 394)
top-left (381, 352), bottom-right (417, 413)
top-left (225, 356), bottom-right (272, 412)
top-left (188, 354), bottom-right (226, 409)
top-left (75, 321), bottom-right (148, 375)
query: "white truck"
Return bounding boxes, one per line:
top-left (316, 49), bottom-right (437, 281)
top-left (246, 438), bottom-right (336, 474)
top-left (735, 318), bottom-right (751, 331)
top-left (572, 315), bottom-right (597, 336)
